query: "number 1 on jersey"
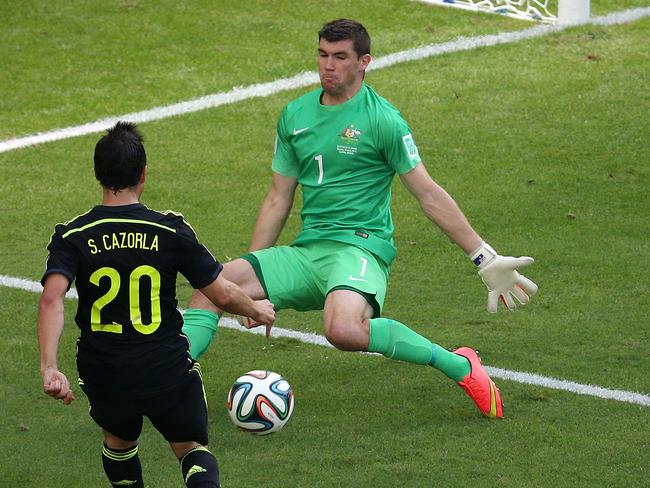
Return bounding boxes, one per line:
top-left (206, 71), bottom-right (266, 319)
top-left (315, 154), bottom-right (324, 184)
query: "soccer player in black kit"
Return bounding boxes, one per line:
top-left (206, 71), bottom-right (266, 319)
top-left (37, 121), bottom-right (275, 488)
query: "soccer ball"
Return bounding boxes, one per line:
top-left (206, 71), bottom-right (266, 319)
top-left (226, 370), bottom-right (294, 435)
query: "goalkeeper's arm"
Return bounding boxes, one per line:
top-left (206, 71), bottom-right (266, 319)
top-left (400, 163), bottom-right (538, 313)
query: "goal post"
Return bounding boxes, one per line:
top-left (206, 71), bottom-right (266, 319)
top-left (558, 0), bottom-right (590, 24)
top-left (415, 0), bottom-right (590, 24)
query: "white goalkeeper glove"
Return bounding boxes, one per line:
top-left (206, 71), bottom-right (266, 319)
top-left (469, 242), bottom-right (538, 313)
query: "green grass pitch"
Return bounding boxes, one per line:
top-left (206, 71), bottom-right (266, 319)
top-left (1, 1), bottom-right (648, 486)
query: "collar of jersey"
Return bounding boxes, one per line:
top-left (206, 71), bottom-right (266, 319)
top-left (318, 83), bottom-right (367, 112)
top-left (95, 203), bottom-right (144, 213)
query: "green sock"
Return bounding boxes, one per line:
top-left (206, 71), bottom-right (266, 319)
top-left (430, 344), bottom-right (471, 382)
top-left (368, 318), bottom-right (434, 365)
top-left (182, 309), bottom-right (219, 360)
top-left (368, 317), bottom-right (470, 382)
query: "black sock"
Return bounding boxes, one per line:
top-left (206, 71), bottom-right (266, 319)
top-left (180, 446), bottom-right (220, 488)
top-left (101, 443), bottom-right (144, 488)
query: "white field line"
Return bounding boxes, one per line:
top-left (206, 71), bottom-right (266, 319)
top-left (6, 273), bottom-right (648, 407)
top-left (1, 7), bottom-right (649, 154)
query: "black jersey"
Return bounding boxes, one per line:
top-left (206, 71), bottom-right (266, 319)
top-left (42, 203), bottom-right (222, 396)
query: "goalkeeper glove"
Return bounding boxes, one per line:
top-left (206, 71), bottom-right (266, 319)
top-left (470, 242), bottom-right (538, 313)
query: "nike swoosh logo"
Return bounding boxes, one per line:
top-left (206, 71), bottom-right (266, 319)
top-left (293, 127), bottom-right (309, 135)
top-left (348, 275), bottom-right (367, 282)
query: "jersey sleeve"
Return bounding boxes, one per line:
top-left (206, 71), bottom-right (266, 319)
top-left (175, 220), bottom-right (223, 289)
top-left (271, 106), bottom-right (299, 177)
top-left (378, 109), bottom-right (422, 175)
top-left (41, 225), bottom-right (78, 289)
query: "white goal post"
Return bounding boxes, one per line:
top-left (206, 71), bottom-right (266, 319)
top-left (416, 0), bottom-right (590, 24)
top-left (558, 0), bottom-right (591, 24)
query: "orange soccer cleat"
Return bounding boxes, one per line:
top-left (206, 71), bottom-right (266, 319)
top-left (454, 347), bottom-right (503, 419)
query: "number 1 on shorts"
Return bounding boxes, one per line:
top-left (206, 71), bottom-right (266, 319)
top-left (358, 257), bottom-right (367, 278)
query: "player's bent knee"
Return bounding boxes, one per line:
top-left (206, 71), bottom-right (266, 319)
top-left (171, 441), bottom-right (202, 460)
top-left (188, 289), bottom-right (219, 311)
top-left (103, 430), bottom-right (139, 450)
top-left (324, 321), bottom-right (368, 352)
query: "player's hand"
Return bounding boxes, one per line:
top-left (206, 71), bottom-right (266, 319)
top-left (42, 367), bottom-right (75, 405)
top-left (246, 299), bottom-right (276, 337)
top-left (470, 242), bottom-right (538, 313)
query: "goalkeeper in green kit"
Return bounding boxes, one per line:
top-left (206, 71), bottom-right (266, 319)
top-left (183, 19), bottom-right (538, 418)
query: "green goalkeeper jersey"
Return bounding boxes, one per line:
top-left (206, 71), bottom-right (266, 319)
top-left (272, 83), bottom-right (421, 266)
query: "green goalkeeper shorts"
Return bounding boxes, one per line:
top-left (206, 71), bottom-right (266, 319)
top-left (242, 240), bottom-right (388, 317)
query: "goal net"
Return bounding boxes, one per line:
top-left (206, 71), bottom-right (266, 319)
top-left (417, 0), bottom-right (557, 23)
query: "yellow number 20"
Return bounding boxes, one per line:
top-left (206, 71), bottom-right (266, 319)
top-left (90, 265), bottom-right (162, 335)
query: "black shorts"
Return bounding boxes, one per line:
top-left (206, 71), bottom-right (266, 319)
top-left (81, 364), bottom-right (209, 445)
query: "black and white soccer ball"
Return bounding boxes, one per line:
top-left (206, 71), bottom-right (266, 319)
top-left (226, 370), bottom-right (294, 435)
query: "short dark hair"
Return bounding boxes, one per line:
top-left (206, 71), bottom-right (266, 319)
top-left (94, 121), bottom-right (146, 191)
top-left (319, 19), bottom-right (371, 57)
